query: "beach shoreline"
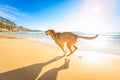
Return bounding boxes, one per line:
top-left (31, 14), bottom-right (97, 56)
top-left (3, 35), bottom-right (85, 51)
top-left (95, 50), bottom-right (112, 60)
top-left (0, 32), bottom-right (119, 55)
top-left (0, 35), bottom-right (120, 80)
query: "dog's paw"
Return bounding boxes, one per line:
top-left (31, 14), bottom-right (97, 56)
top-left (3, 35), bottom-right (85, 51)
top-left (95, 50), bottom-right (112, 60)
top-left (64, 51), bottom-right (67, 53)
top-left (78, 56), bottom-right (82, 58)
top-left (63, 54), bottom-right (66, 56)
top-left (67, 54), bottom-right (70, 57)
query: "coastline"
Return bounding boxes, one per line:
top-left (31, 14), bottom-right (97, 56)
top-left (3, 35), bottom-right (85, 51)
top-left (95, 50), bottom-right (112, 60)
top-left (0, 32), bottom-right (119, 55)
top-left (0, 35), bottom-right (120, 80)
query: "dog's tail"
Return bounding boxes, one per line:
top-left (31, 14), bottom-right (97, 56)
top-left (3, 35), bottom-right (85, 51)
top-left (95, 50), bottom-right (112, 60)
top-left (78, 34), bottom-right (99, 40)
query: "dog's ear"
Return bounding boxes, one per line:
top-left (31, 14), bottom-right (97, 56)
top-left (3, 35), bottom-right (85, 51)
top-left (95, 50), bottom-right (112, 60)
top-left (51, 29), bottom-right (55, 33)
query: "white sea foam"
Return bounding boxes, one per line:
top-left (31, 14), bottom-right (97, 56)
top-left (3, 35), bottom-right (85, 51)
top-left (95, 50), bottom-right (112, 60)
top-left (0, 31), bottom-right (120, 54)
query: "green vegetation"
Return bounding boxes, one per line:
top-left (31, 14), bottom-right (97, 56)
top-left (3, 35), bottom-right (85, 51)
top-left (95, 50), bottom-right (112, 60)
top-left (0, 17), bottom-right (30, 32)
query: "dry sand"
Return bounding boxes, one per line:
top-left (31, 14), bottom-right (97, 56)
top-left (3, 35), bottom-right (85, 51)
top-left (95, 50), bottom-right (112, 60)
top-left (0, 35), bottom-right (120, 80)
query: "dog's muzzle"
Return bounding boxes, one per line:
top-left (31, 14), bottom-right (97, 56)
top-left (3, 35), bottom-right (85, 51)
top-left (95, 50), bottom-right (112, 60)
top-left (45, 31), bottom-right (48, 35)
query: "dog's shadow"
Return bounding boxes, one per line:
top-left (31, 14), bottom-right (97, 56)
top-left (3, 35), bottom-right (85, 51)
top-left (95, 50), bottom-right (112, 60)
top-left (0, 55), bottom-right (65, 80)
top-left (38, 58), bottom-right (70, 80)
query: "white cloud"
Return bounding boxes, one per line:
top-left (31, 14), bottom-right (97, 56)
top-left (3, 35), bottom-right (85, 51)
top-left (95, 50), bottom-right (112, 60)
top-left (0, 10), bottom-right (17, 20)
top-left (0, 5), bottom-right (27, 20)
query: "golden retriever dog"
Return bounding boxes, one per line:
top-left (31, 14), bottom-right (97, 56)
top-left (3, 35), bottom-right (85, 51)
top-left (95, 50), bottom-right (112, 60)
top-left (45, 29), bottom-right (99, 57)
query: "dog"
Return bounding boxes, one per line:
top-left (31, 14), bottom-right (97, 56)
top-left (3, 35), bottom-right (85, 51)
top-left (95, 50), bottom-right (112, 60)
top-left (45, 29), bottom-right (99, 57)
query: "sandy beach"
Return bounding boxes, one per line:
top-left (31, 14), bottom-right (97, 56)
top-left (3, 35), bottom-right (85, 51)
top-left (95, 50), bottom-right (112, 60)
top-left (0, 35), bottom-right (120, 80)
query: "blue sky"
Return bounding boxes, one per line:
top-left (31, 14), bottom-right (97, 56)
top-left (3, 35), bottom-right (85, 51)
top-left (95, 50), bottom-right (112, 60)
top-left (0, 0), bottom-right (120, 32)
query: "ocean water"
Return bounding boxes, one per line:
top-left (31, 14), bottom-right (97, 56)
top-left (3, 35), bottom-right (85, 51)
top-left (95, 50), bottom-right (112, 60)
top-left (0, 31), bottom-right (120, 54)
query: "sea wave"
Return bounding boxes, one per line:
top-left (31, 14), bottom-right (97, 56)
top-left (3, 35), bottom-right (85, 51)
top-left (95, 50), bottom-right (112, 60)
top-left (0, 31), bottom-right (120, 54)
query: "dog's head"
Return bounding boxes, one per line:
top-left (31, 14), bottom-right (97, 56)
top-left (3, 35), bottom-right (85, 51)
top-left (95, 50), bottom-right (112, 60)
top-left (45, 29), bottom-right (55, 35)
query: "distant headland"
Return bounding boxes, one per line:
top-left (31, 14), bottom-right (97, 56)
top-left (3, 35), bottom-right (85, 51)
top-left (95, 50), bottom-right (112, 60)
top-left (0, 17), bottom-right (42, 32)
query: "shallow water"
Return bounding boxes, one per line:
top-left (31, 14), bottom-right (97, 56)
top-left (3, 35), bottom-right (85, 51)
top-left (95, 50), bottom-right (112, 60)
top-left (0, 31), bottom-right (120, 54)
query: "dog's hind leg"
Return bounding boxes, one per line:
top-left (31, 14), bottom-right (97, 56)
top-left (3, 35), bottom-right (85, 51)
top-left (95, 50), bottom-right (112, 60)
top-left (67, 39), bottom-right (78, 57)
top-left (73, 45), bottom-right (78, 53)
